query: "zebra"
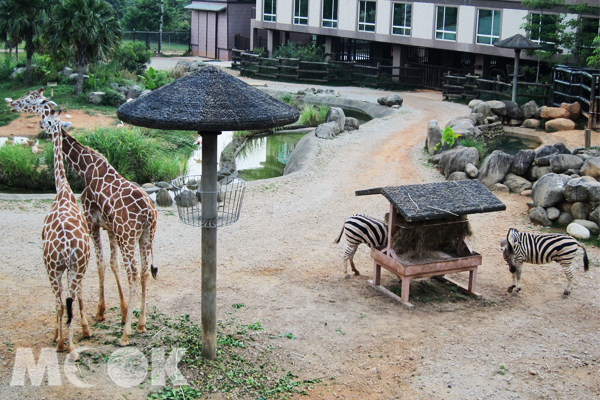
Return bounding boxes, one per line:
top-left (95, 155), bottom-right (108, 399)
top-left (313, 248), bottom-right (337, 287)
top-left (333, 214), bottom-right (388, 277)
top-left (501, 228), bottom-right (589, 296)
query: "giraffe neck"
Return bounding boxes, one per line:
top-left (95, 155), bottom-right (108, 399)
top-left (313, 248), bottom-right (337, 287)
top-left (61, 128), bottom-right (120, 184)
top-left (50, 123), bottom-right (68, 191)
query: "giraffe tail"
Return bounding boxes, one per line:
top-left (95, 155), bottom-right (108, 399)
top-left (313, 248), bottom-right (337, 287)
top-left (150, 249), bottom-right (158, 279)
top-left (66, 297), bottom-right (74, 325)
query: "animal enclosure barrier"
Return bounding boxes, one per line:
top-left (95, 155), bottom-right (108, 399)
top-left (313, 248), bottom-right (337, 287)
top-left (356, 180), bottom-right (506, 308)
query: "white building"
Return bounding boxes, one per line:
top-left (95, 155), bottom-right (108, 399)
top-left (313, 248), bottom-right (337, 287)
top-left (249, 0), bottom-right (599, 80)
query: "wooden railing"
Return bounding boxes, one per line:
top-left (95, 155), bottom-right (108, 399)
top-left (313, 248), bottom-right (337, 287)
top-left (552, 65), bottom-right (599, 130)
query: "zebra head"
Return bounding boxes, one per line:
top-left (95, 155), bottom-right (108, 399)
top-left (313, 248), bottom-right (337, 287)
top-left (501, 232), bottom-right (518, 274)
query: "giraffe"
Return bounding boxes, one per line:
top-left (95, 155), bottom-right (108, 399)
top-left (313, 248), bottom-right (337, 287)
top-left (40, 109), bottom-right (91, 359)
top-left (6, 88), bottom-right (158, 346)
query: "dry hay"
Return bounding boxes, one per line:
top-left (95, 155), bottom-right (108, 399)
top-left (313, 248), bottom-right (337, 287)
top-left (392, 216), bottom-right (472, 259)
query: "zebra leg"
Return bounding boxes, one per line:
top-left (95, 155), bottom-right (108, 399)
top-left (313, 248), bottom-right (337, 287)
top-left (508, 273), bottom-right (517, 292)
top-left (349, 257), bottom-right (360, 276)
top-left (343, 244), bottom-right (358, 278)
top-left (561, 262), bottom-right (575, 295)
top-left (515, 264), bottom-right (522, 293)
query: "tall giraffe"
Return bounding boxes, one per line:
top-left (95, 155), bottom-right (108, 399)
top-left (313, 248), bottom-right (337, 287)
top-left (40, 109), bottom-right (91, 358)
top-left (6, 89), bottom-right (158, 346)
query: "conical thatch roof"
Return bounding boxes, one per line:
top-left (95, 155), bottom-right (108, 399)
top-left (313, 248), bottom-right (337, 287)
top-left (494, 34), bottom-right (543, 50)
top-left (117, 66), bottom-right (299, 131)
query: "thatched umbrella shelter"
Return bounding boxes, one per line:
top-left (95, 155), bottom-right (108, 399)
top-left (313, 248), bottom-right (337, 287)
top-left (494, 34), bottom-right (542, 102)
top-left (117, 66), bottom-right (299, 360)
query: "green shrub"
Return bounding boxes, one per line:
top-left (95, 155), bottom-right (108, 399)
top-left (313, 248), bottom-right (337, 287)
top-left (100, 89), bottom-right (125, 106)
top-left (0, 145), bottom-right (52, 189)
top-left (459, 136), bottom-right (487, 159)
top-left (298, 105), bottom-right (329, 126)
top-left (0, 54), bottom-right (14, 81)
top-left (138, 66), bottom-right (172, 90)
top-left (113, 42), bottom-right (152, 74)
top-left (434, 127), bottom-right (460, 152)
top-left (273, 42), bottom-right (326, 62)
top-left (280, 93), bottom-right (295, 106)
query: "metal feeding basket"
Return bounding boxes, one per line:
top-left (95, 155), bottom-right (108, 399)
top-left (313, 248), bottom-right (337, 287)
top-left (171, 174), bottom-right (246, 228)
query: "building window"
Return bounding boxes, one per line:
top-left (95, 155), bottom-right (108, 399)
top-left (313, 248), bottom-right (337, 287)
top-left (294, 0), bottom-right (308, 25)
top-left (392, 3), bottom-right (411, 36)
top-left (358, 1), bottom-right (376, 32)
top-left (264, 0), bottom-right (276, 22)
top-left (322, 0), bottom-right (338, 28)
top-left (528, 13), bottom-right (558, 44)
top-left (435, 6), bottom-right (457, 41)
top-left (476, 9), bottom-right (500, 45)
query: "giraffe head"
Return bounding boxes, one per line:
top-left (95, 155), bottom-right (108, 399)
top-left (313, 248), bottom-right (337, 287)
top-left (5, 87), bottom-right (57, 115)
top-left (40, 109), bottom-right (62, 136)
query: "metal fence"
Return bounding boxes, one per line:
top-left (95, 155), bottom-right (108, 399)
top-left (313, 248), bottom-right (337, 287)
top-left (123, 31), bottom-right (189, 53)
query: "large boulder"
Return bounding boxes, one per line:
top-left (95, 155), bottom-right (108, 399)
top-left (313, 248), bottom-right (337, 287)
top-left (554, 143), bottom-right (571, 155)
top-left (563, 177), bottom-right (600, 203)
top-left (426, 120), bottom-right (442, 155)
top-left (175, 190), bottom-right (198, 207)
top-left (557, 212), bottom-right (574, 227)
top-left (473, 102), bottom-right (492, 119)
top-left (573, 219), bottom-right (599, 235)
top-left (384, 94), bottom-right (403, 107)
top-left (521, 119), bottom-right (541, 129)
top-left (567, 223), bottom-right (590, 240)
top-left (550, 154), bottom-right (584, 174)
top-left (469, 99), bottom-right (484, 109)
top-left (448, 171), bottom-right (469, 181)
top-left (500, 100), bottom-right (524, 119)
top-left (590, 206), bottom-right (600, 226)
top-left (503, 173), bottom-right (533, 194)
top-left (325, 107), bottom-right (346, 133)
top-left (570, 202), bottom-right (589, 220)
top-left (477, 150), bottom-right (513, 187)
top-left (580, 157), bottom-right (600, 179)
top-left (531, 173), bottom-right (570, 207)
top-left (487, 100), bottom-right (506, 116)
top-left (521, 100), bottom-right (539, 119)
top-left (155, 188), bottom-right (173, 207)
top-left (127, 85), bottom-right (142, 99)
top-left (344, 117), bottom-right (360, 131)
top-left (87, 92), bottom-right (105, 104)
top-left (541, 107), bottom-right (570, 119)
top-left (547, 207), bottom-right (560, 220)
top-left (315, 122), bottom-right (339, 139)
top-left (448, 119), bottom-right (479, 138)
top-left (62, 67), bottom-right (74, 76)
top-left (561, 102), bottom-right (581, 120)
top-left (439, 147), bottom-right (480, 178)
top-left (9, 67), bottom-right (26, 80)
top-left (546, 118), bottom-right (575, 132)
top-left (529, 206), bottom-right (552, 227)
top-left (511, 149), bottom-right (535, 175)
top-left (526, 165), bottom-right (552, 181)
top-left (465, 163), bottom-right (478, 178)
top-left (535, 145), bottom-right (559, 158)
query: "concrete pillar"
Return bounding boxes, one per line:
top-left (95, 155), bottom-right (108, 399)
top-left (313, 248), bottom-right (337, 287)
top-left (267, 29), bottom-right (274, 57)
top-left (392, 44), bottom-right (402, 82)
top-left (325, 36), bottom-right (332, 54)
top-left (250, 27), bottom-right (255, 51)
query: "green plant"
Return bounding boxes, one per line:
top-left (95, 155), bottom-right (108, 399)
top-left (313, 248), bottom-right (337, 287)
top-left (459, 136), bottom-right (487, 159)
top-left (546, 125), bottom-right (557, 133)
top-left (297, 104), bottom-right (329, 126)
top-left (280, 93), bottom-right (295, 106)
top-left (85, 73), bottom-right (106, 91)
top-left (100, 89), bottom-right (125, 106)
top-left (138, 66), bottom-right (172, 90)
top-left (113, 41), bottom-right (152, 74)
top-left (434, 126), bottom-right (460, 152)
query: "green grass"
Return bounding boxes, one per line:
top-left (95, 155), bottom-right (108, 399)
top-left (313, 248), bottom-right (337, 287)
top-left (297, 104), bottom-right (329, 126)
top-left (459, 136), bottom-right (487, 160)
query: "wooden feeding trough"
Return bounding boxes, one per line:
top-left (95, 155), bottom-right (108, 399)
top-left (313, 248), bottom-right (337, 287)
top-left (356, 180), bottom-right (506, 308)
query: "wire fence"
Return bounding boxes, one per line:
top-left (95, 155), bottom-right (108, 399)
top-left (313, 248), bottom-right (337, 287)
top-left (123, 31), bottom-right (190, 54)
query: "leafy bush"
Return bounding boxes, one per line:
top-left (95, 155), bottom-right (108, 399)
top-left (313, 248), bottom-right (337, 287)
top-left (113, 41), bottom-right (152, 74)
top-left (459, 136), bottom-right (487, 159)
top-left (100, 89), bottom-right (125, 106)
top-left (434, 127), bottom-right (460, 152)
top-left (273, 42), bottom-right (326, 62)
top-left (0, 145), bottom-right (52, 189)
top-left (0, 54), bottom-right (14, 81)
top-left (138, 66), bottom-right (172, 90)
top-left (280, 93), bottom-right (295, 107)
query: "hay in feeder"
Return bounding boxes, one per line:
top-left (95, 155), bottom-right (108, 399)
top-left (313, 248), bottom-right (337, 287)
top-left (392, 216), bottom-right (472, 259)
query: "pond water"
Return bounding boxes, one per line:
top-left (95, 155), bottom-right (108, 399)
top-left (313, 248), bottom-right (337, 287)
top-left (483, 135), bottom-right (541, 159)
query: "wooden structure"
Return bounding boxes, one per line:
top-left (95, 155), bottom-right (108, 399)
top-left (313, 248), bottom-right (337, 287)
top-left (552, 65), bottom-right (600, 131)
top-left (356, 180), bottom-right (506, 308)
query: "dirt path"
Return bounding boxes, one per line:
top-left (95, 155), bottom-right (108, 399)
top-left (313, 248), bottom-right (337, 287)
top-left (0, 80), bottom-right (599, 400)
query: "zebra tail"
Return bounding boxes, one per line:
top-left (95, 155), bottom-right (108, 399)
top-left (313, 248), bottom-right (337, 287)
top-left (580, 244), bottom-right (589, 271)
top-left (333, 223), bottom-right (345, 244)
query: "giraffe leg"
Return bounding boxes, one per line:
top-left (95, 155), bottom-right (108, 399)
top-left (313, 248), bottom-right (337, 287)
top-left (137, 231), bottom-right (152, 334)
top-left (90, 225), bottom-right (107, 321)
top-left (108, 231), bottom-right (128, 324)
top-left (119, 244), bottom-right (138, 347)
top-left (66, 269), bottom-right (77, 356)
top-left (79, 289), bottom-right (92, 338)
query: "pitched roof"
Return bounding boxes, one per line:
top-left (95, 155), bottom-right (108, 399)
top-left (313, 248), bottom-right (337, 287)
top-left (117, 66), bottom-right (299, 131)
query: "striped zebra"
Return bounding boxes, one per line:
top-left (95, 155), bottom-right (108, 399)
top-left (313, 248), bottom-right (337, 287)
top-left (501, 228), bottom-right (589, 295)
top-left (333, 214), bottom-right (388, 277)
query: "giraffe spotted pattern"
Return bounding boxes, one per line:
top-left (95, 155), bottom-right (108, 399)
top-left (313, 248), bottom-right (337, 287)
top-left (7, 88), bottom-right (158, 346)
top-left (39, 110), bottom-right (91, 358)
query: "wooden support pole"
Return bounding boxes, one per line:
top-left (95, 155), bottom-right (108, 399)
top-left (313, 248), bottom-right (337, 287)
top-left (585, 128), bottom-right (591, 149)
top-left (201, 131), bottom-right (220, 361)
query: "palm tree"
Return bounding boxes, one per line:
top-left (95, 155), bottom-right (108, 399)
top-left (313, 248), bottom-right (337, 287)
top-left (0, 0), bottom-right (48, 85)
top-left (47, 0), bottom-right (122, 95)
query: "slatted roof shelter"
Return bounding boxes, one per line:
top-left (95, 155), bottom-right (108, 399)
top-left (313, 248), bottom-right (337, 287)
top-left (118, 66), bottom-right (299, 360)
top-left (494, 34), bottom-right (542, 102)
top-left (356, 179), bottom-right (506, 308)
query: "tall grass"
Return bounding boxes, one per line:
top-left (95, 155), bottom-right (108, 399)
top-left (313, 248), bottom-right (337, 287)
top-left (298, 104), bottom-right (329, 126)
top-left (459, 136), bottom-right (487, 160)
top-left (77, 127), bottom-right (187, 183)
top-left (0, 145), bottom-right (53, 189)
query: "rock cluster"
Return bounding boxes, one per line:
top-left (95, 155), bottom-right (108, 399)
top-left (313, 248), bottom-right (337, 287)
top-left (87, 84), bottom-right (149, 105)
top-left (299, 88), bottom-right (338, 96)
top-left (377, 94), bottom-right (403, 108)
top-left (315, 107), bottom-right (360, 139)
top-left (174, 60), bottom-right (206, 72)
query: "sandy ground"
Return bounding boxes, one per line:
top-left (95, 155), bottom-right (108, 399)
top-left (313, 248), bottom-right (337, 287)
top-left (0, 76), bottom-right (599, 400)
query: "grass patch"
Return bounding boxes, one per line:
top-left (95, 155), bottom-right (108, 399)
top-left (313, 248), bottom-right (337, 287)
top-left (459, 136), bottom-right (487, 160)
top-left (297, 104), bottom-right (329, 126)
top-left (78, 307), bottom-right (321, 399)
